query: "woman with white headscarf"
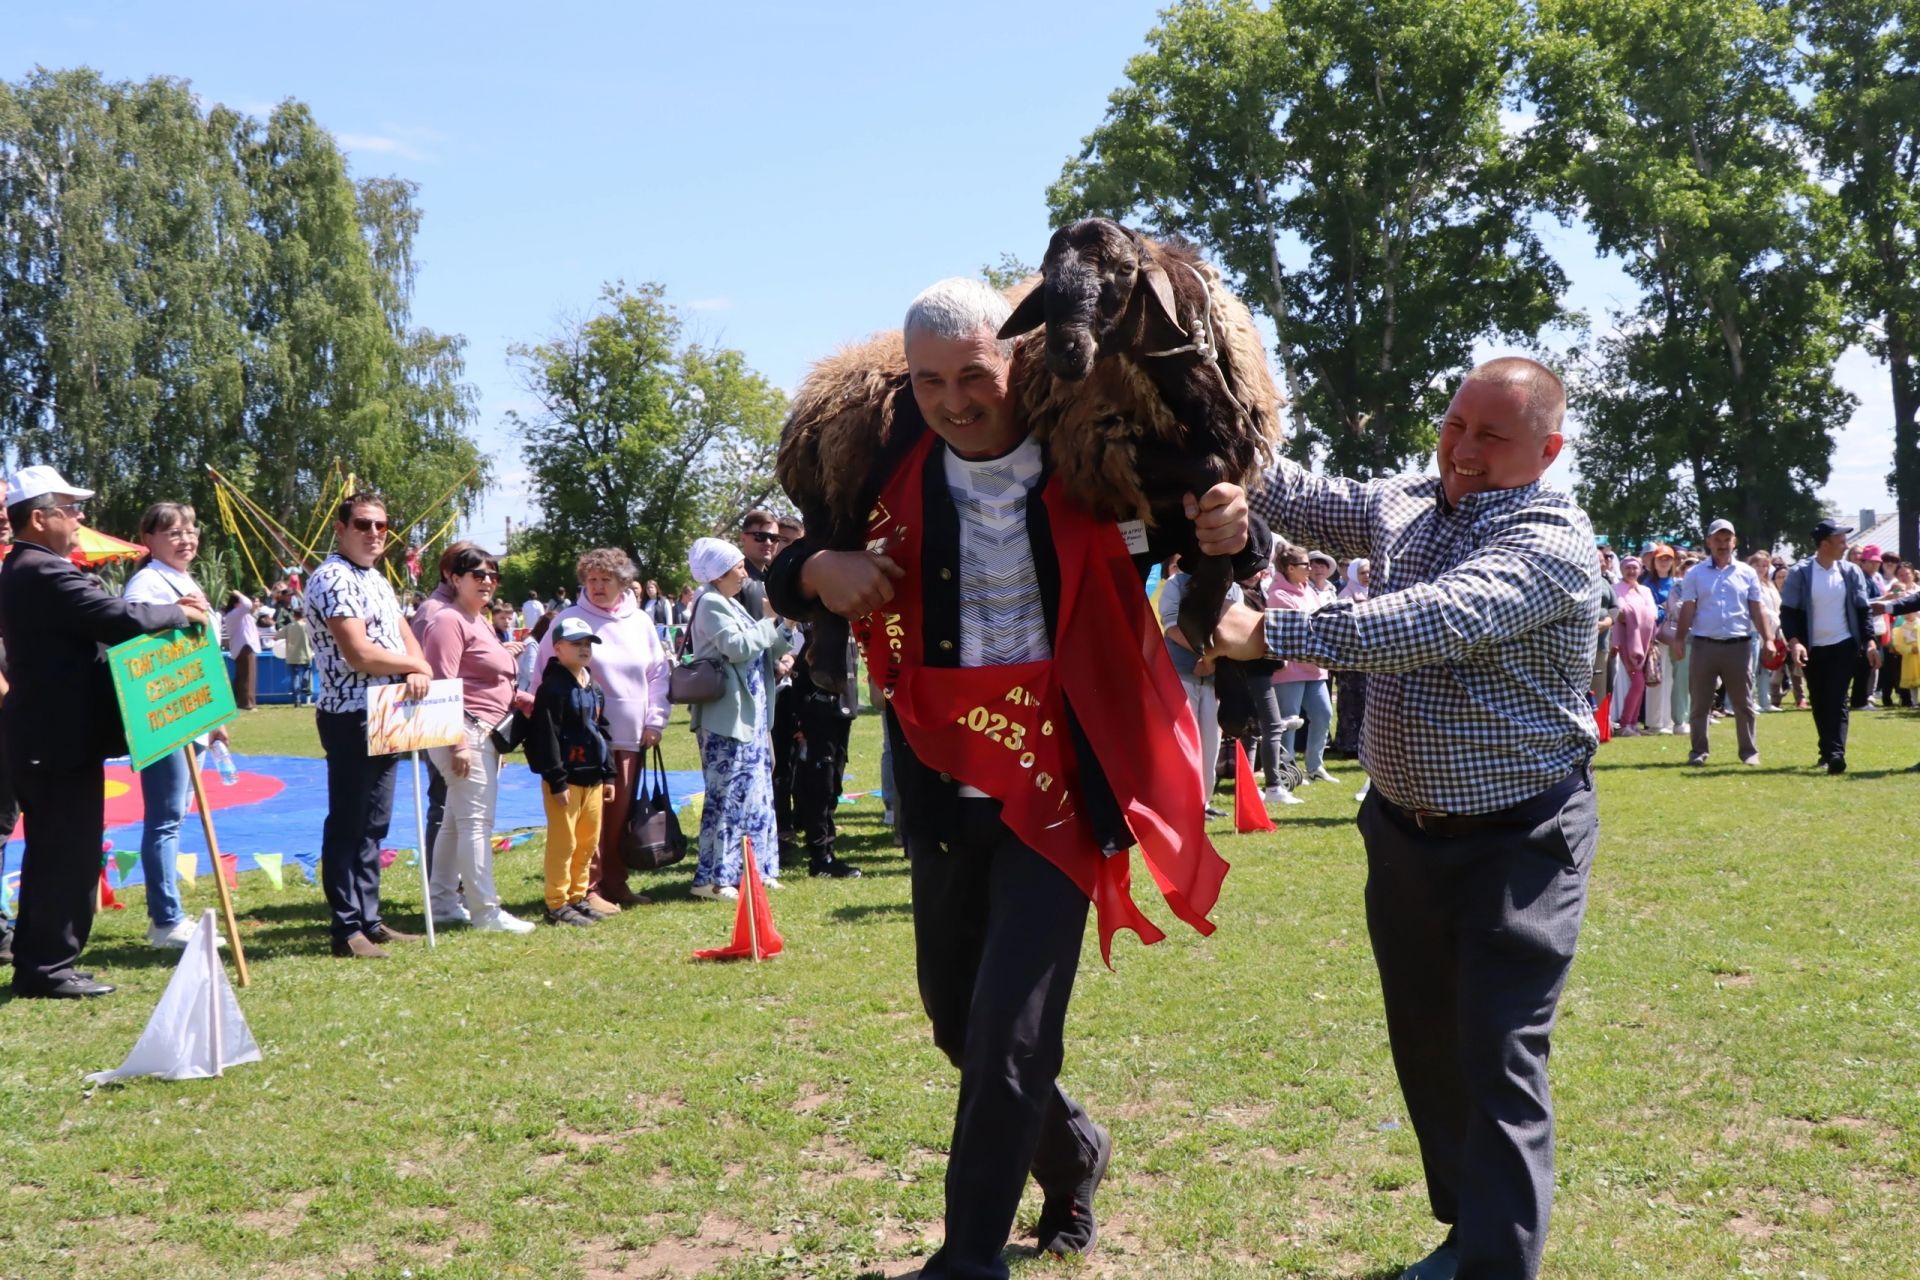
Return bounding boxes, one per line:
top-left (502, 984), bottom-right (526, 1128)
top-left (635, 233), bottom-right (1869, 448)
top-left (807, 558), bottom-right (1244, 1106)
top-left (685, 537), bottom-right (791, 899)
top-left (1329, 558), bottom-right (1370, 758)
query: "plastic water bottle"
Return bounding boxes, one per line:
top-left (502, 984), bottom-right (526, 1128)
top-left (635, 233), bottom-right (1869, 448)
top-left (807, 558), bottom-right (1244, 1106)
top-left (208, 741), bottom-right (239, 786)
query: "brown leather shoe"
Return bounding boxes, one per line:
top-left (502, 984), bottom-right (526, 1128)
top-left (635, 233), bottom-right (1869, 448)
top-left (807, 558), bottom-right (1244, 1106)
top-left (583, 892), bottom-right (624, 915)
top-left (599, 884), bottom-right (655, 908)
top-left (332, 932), bottom-right (389, 959)
top-left (364, 923), bottom-right (420, 944)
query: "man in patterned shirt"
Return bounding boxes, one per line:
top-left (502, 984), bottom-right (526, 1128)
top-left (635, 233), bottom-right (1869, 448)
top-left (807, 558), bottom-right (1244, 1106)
top-left (306, 492), bottom-right (435, 960)
top-left (1213, 357), bottom-right (1600, 1280)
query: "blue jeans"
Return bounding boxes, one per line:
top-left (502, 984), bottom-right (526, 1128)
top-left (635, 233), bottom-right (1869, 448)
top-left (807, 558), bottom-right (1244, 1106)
top-left (137, 747), bottom-right (192, 930)
top-left (1276, 679), bottom-right (1332, 774)
top-left (290, 664), bottom-right (313, 706)
top-left (1749, 634), bottom-right (1773, 710)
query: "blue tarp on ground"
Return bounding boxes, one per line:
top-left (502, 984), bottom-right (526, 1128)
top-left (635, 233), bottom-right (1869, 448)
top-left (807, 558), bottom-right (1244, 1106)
top-left (0, 752), bottom-right (706, 890)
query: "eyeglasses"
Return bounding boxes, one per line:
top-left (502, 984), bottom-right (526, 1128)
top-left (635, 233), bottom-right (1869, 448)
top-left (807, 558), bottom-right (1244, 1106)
top-left (745, 530), bottom-right (780, 544)
top-left (467, 569), bottom-right (500, 581)
top-left (161, 526), bottom-right (199, 540)
top-left (50, 502), bottom-right (86, 518)
top-left (1281, 559), bottom-right (1309, 568)
top-left (349, 516), bottom-right (389, 534)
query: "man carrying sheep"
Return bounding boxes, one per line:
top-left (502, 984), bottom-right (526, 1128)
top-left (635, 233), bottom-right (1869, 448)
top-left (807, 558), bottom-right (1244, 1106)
top-left (769, 277), bottom-right (1252, 1279)
top-left (1210, 357), bottom-right (1600, 1280)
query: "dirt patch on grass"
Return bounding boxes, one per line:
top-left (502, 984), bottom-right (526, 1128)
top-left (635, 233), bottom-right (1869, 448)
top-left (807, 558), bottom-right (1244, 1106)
top-left (792, 1087), bottom-right (835, 1114)
top-left (234, 1186), bottom-right (321, 1237)
top-left (798, 1132), bottom-right (892, 1187)
top-left (582, 1213), bottom-right (786, 1278)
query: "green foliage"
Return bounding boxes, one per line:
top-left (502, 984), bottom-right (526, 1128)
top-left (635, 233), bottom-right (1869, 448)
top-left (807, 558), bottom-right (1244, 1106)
top-left (1528, 0), bottom-right (1855, 551)
top-left (507, 282), bottom-right (788, 591)
top-left (1798, 0), bottom-right (1920, 560)
top-left (1048, 0), bottom-right (1569, 477)
top-left (0, 68), bottom-right (485, 545)
top-left (980, 252), bottom-right (1034, 291)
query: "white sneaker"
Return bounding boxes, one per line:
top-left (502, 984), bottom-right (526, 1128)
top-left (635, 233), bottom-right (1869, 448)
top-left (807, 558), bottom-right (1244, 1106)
top-left (762, 878), bottom-right (782, 891)
top-left (431, 904), bottom-right (472, 927)
top-left (690, 883), bottom-right (738, 901)
top-left (1354, 780), bottom-right (1371, 803)
top-left (1309, 767), bottom-right (1339, 784)
top-left (1276, 715), bottom-right (1306, 732)
top-left (148, 920), bottom-right (225, 949)
top-left (472, 909), bottom-right (535, 934)
top-left (1261, 784), bottom-right (1304, 806)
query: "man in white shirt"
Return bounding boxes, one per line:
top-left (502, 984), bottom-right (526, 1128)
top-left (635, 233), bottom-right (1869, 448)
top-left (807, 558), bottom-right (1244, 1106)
top-left (520, 594), bottom-right (544, 632)
top-left (1780, 519), bottom-right (1877, 773)
top-left (1672, 518), bottom-right (1773, 766)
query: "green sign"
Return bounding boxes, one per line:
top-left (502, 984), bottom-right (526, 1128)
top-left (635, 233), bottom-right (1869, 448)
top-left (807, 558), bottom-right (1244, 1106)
top-left (107, 627), bottom-right (238, 769)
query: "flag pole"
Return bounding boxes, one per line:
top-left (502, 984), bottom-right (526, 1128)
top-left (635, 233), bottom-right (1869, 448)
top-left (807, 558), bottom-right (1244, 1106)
top-left (183, 742), bottom-right (251, 987)
top-left (411, 750), bottom-right (437, 947)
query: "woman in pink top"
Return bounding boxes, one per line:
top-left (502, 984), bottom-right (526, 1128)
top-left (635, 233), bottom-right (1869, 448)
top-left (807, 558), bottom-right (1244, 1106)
top-left (1611, 556), bottom-right (1658, 735)
top-left (534, 547), bottom-right (672, 909)
top-left (1267, 543), bottom-right (1338, 783)
top-left (410, 542), bottom-right (535, 933)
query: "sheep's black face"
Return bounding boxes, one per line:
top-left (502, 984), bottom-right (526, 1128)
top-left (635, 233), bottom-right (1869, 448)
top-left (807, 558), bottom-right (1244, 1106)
top-left (1000, 218), bottom-right (1142, 382)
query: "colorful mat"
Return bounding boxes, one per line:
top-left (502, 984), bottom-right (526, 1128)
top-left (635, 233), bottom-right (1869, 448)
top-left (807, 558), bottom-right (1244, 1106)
top-left (1, 753), bottom-right (706, 890)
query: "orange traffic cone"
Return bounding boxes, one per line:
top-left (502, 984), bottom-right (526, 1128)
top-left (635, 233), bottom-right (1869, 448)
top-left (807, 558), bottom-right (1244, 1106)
top-left (98, 866), bottom-right (126, 911)
top-left (1233, 741), bottom-right (1275, 834)
top-left (693, 837), bottom-right (785, 961)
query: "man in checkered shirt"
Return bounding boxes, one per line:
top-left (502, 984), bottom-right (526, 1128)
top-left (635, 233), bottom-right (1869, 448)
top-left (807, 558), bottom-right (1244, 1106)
top-left (1214, 357), bottom-right (1600, 1280)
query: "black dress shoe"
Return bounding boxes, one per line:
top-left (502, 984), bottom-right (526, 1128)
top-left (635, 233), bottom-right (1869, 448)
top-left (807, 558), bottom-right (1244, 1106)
top-left (809, 856), bottom-right (862, 879)
top-left (1828, 758), bottom-right (1847, 775)
top-left (1036, 1122), bottom-right (1112, 1257)
top-left (16, 976), bottom-right (116, 999)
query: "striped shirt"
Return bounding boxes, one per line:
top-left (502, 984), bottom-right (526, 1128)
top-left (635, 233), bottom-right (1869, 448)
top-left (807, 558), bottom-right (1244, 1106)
top-left (945, 435), bottom-right (1050, 668)
top-left (1251, 458), bottom-right (1601, 814)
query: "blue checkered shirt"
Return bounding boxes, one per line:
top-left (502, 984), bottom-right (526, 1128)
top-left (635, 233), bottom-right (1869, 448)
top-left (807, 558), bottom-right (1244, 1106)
top-left (1250, 459), bottom-right (1601, 815)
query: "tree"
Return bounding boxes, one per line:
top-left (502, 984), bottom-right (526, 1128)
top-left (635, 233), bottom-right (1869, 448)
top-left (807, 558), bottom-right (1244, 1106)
top-left (1048, 0), bottom-right (1568, 477)
top-left (980, 253), bottom-right (1034, 291)
top-left (0, 69), bottom-right (484, 543)
top-left (1528, 0), bottom-right (1855, 552)
top-left (1799, 0), bottom-right (1920, 561)
top-left (507, 282), bottom-right (788, 590)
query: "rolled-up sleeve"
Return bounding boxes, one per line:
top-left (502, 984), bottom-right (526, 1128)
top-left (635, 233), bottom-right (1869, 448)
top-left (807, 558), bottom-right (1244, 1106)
top-left (1249, 458), bottom-right (1377, 562)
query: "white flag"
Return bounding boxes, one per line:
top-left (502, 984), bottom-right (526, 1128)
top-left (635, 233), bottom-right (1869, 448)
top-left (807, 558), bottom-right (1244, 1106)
top-left (86, 910), bottom-right (261, 1083)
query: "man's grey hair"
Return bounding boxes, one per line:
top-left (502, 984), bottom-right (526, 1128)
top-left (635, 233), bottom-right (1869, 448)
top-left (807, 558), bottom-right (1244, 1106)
top-left (904, 277), bottom-right (1015, 359)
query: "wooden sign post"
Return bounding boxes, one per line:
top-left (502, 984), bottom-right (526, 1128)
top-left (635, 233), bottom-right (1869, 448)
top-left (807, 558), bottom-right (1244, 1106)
top-left (105, 627), bottom-right (249, 985)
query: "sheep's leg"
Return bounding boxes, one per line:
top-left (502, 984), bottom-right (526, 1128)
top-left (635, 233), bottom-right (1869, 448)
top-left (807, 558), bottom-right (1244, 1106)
top-left (1178, 546), bottom-right (1234, 656)
top-left (808, 614), bottom-right (853, 693)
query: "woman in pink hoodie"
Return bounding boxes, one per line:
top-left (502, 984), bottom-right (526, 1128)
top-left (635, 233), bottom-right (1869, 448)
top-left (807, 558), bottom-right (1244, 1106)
top-left (1611, 556), bottom-right (1658, 735)
top-left (1267, 543), bottom-right (1338, 785)
top-left (534, 547), bottom-right (672, 909)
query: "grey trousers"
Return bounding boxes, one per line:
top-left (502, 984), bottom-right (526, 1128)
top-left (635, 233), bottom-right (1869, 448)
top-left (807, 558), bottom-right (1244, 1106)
top-left (1688, 636), bottom-right (1757, 760)
top-left (1358, 773), bottom-right (1596, 1280)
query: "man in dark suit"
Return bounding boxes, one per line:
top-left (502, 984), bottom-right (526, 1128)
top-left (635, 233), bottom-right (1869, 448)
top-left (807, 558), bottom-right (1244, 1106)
top-left (1780, 519), bottom-right (1877, 774)
top-left (0, 466), bottom-right (206, 998)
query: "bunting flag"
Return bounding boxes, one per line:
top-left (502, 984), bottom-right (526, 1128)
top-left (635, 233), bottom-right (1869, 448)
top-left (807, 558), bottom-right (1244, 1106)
top-left (113, 849), bottom-right (140, 882)
top-left (176, 854), bottom-right (197, 886)
top-left (218, 854), bottom-right (239, 890)
top-left (693, 837), bottom-right (783, 961)
top-left (253, 853), bottom-right (284, 890)
top-left (1232, 741), bottom-right (1275, 834)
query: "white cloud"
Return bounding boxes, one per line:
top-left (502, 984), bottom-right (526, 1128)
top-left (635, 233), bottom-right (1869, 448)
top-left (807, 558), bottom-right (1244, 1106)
top-left (687, 296), bottom-right (733, 312)
top-left (336, 124), bottom-right (446, 164)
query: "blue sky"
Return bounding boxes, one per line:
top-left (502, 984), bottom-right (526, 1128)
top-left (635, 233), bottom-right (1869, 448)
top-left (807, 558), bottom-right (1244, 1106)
top-left (12, 1), bottom-right (1899, 545)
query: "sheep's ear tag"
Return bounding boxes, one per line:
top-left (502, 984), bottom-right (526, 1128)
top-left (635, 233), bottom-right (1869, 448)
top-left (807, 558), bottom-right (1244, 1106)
top-left (1117, 520), bottom-right (1150, 554)
top-left (1142, 262), bottom-right (1184, 334)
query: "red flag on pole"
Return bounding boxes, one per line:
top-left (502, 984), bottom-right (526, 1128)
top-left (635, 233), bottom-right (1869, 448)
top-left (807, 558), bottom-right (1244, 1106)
top-left (693, 837), bottom-right (784, 960)
top-left (1232, 741), bottom-right (1275, 834)
top-left (1594, 695), bottom-right (1612, 743)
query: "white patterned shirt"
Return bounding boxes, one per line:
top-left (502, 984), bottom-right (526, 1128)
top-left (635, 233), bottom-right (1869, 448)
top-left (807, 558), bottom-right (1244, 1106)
top-left (945, 435), bottom-right (1050, 668)
top-left (1251, 458), bottom-right (1601, 814)
top-left (305, 553), bottom-right (407, 714)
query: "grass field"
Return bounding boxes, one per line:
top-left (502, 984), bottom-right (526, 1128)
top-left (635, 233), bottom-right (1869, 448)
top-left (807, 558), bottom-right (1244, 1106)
top-left (3, 701), bottom-right (1918, 1279)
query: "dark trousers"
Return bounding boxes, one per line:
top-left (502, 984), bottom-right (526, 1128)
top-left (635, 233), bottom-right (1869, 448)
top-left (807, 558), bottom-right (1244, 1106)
top-left (233, 647), bottom-right (257, 710)
top-left (772, 685), bottom-right (799, 850)
top-left (1849, 646), bottom-right (1876, 708)
top-left (1332, 671), bottom-right (1367, 754)
top-left (1358, 775), bottom-right (1596, 1280)
top-left (910, 800), bottom-right (1100, 1280)
top-left (793, 690), bottom-right (853, 858)
top-left (9, 760), bottom-right (106, 991)
top-left (316, 709), bottom-right (398, 943)
top-left (1805, 642), bottom-right (1856, 765)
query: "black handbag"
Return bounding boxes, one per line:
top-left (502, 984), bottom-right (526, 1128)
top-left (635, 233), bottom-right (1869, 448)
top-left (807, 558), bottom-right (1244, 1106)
top-left (668, 656), bottom-right (727, 705)
top-left (621, 746), bottom-right (688, 871)
top-left (486, 706), bottom-right (528, 754)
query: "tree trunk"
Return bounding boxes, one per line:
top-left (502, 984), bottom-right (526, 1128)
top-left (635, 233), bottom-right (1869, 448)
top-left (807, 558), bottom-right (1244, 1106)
top-left (1890, 331), bottom-right (1919, 564)
top-left (1253, 178), bottom-right (1310, 440)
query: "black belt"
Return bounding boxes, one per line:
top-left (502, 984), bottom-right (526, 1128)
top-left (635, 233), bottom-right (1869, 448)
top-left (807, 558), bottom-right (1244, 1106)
top-left (1693, 634), bottom-right (1752, 644)
top-left (1378, 766), bottom-right (1589, 839)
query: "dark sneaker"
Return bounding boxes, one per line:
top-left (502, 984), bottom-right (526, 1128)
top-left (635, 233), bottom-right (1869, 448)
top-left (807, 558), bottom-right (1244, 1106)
top-left (1397, 1237), bottom-right (1460, 1280)
top-left (1828, 758), bottom-right (1847, 775)
top-left (545, 904), bottom-right (592, 927)
top-left (364, 923), bottom-right (420, 944)
top-left (809, 855), bottom-right (862, 879)
top-left (14, 976), bottom-right (115, 998)
top-left (569, 899), bottom-right (610, 922)
top-left (1036, 1122), bottom-right (1112, 1257)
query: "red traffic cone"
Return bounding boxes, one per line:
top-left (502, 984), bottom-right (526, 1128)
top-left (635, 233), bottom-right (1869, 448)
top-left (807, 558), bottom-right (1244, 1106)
top-left (693, 837), bottom-right (785, 961)
top-left (98, 866), bottom-right (125, 911)
top-left (1233, 740), bottom-right (1276, 834)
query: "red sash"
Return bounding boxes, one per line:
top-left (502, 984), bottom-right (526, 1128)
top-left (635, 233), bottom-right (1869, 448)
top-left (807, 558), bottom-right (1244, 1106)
top-left (861, 432), bottom-right (1229, 964)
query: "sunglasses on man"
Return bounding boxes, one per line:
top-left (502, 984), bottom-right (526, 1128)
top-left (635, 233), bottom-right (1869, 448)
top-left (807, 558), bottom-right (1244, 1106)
top-left (348, 516), bottom-right (389, 534)
top-left (745, 530), bottom-right (780, 544)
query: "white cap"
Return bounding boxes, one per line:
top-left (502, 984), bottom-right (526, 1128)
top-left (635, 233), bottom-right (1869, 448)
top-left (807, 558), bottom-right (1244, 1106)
top-left (5, 465), bottom-right (94, 507)
top-left (1705, 518), bottom-right (1735, 537)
